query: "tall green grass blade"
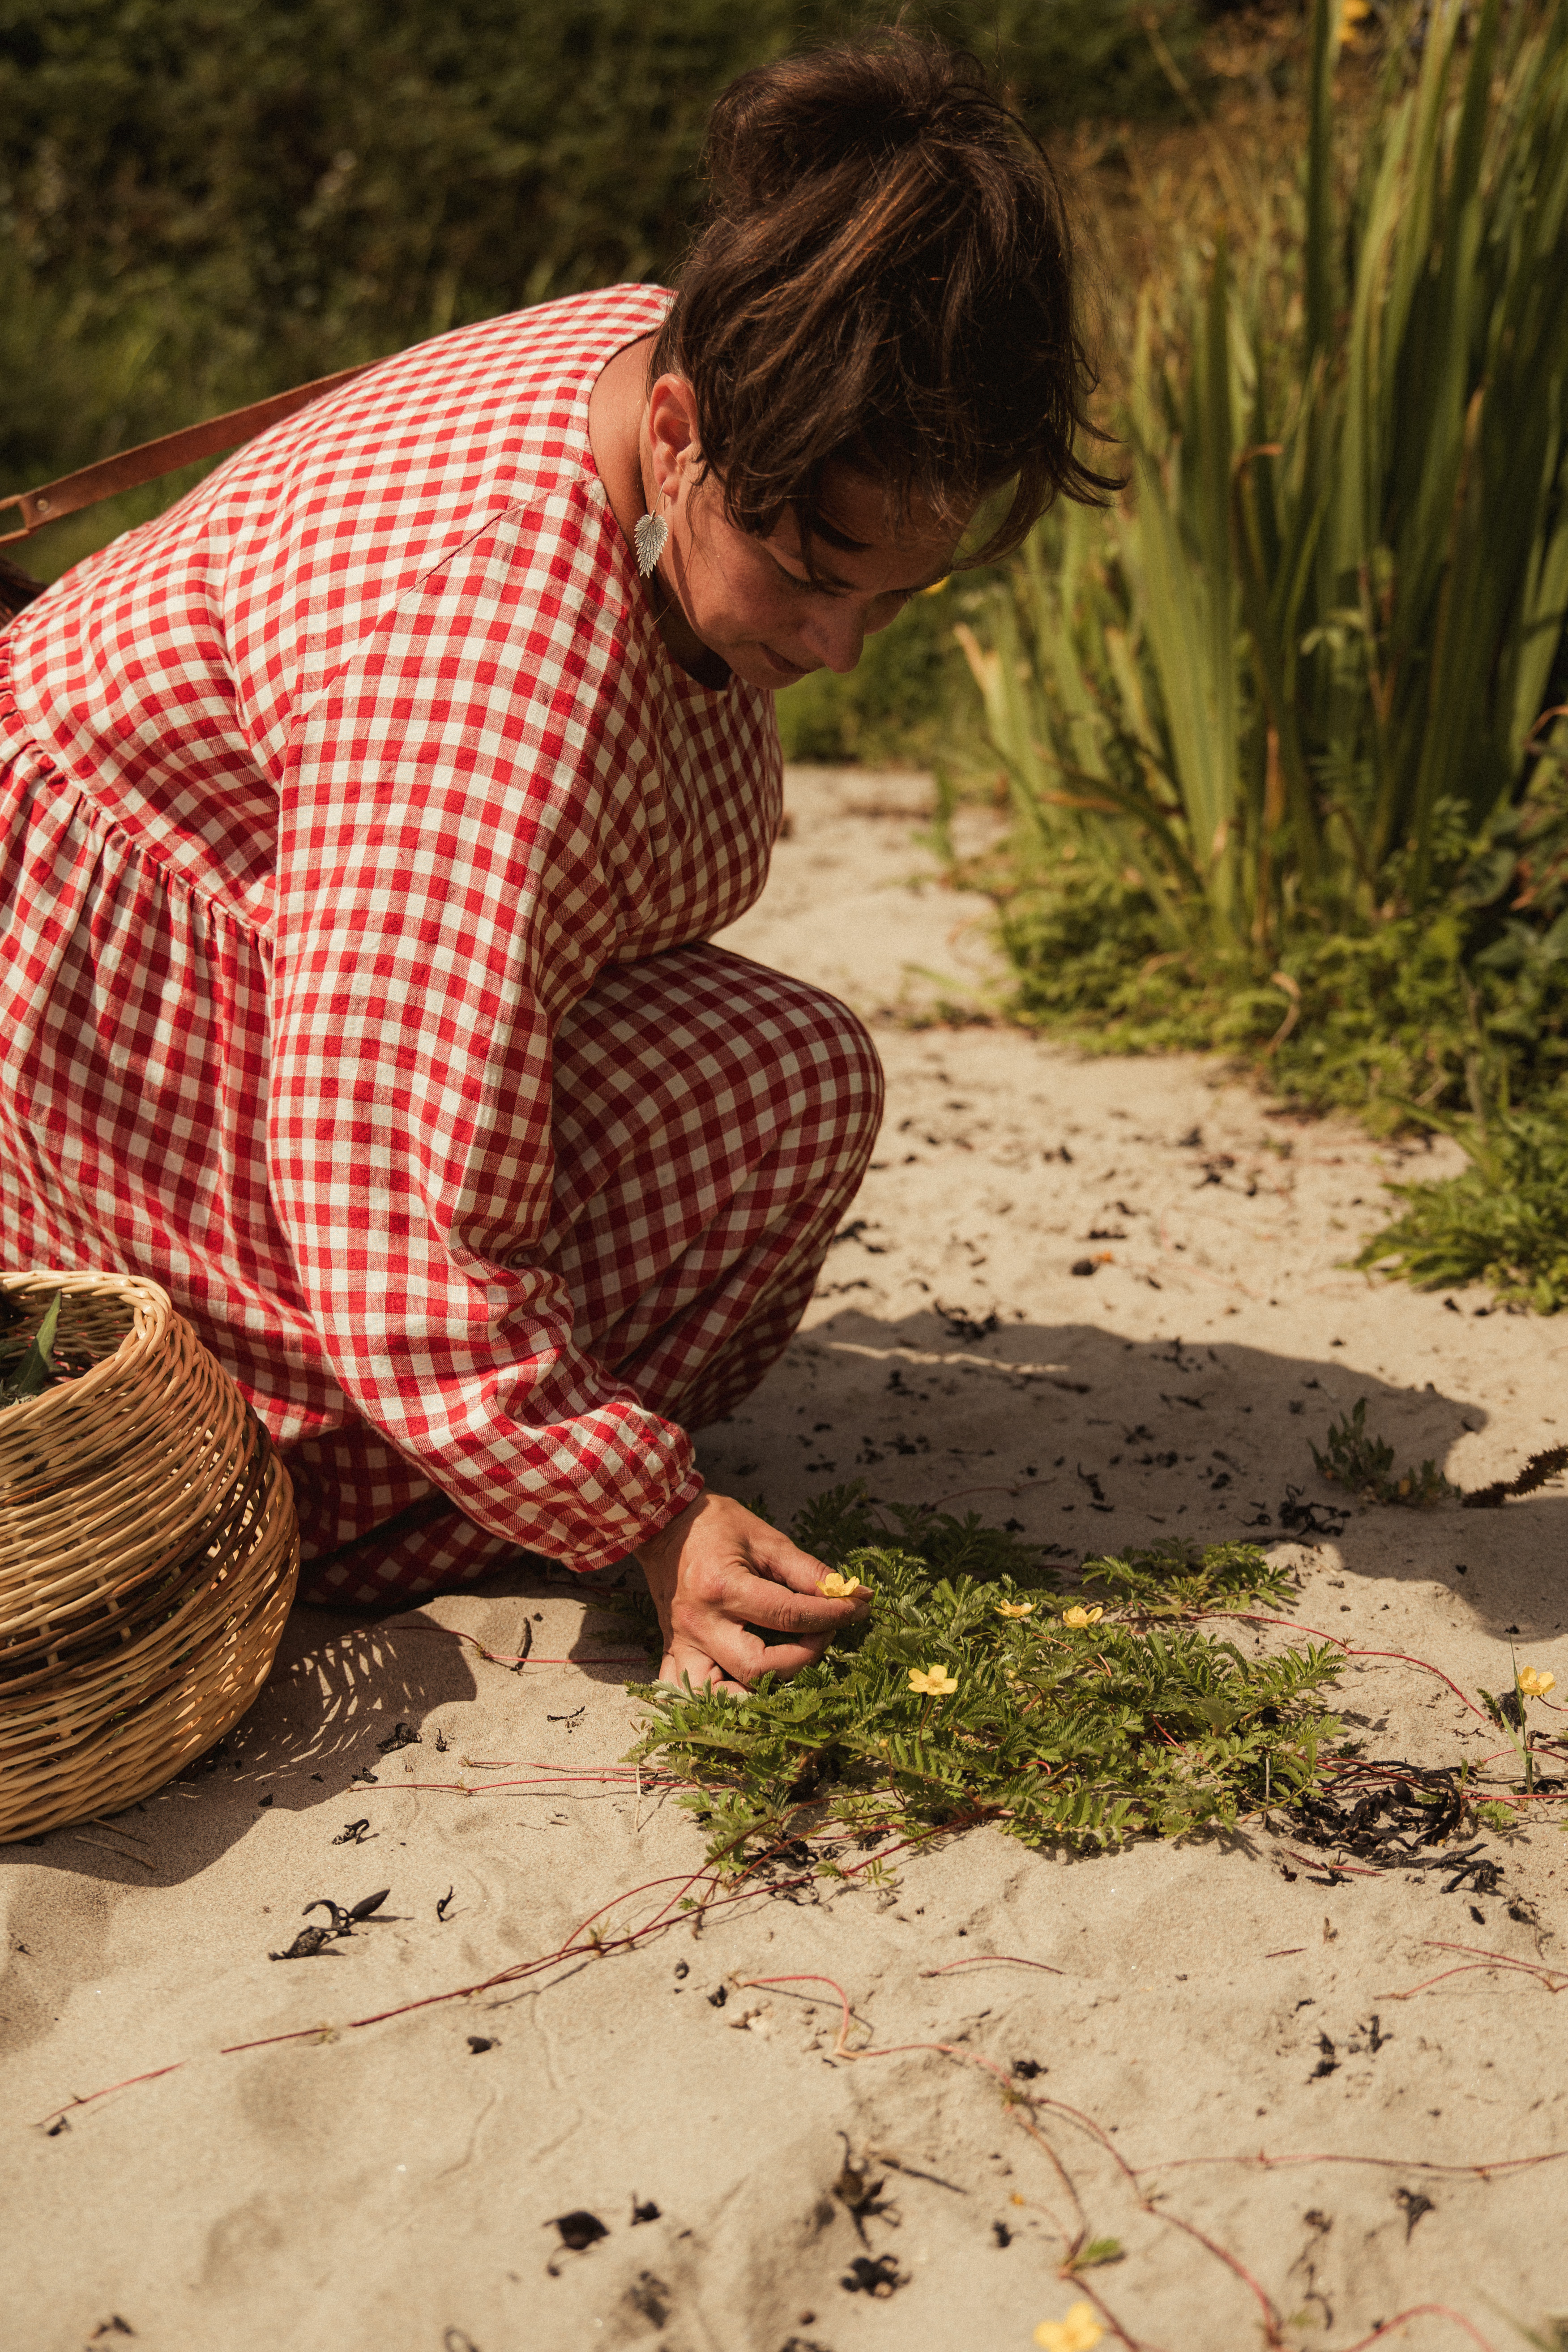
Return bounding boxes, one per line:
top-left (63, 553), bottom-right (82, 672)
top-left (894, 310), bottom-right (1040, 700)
top-left (1303, 0), bottom-right (1336, 370)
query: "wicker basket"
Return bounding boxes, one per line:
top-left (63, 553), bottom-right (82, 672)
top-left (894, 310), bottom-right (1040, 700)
top-left (0, 1271), bottom-right (298, 1842)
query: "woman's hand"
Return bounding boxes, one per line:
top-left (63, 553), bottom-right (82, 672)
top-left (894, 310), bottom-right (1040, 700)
top-left (635, 1490), bottom-right (870, 1695)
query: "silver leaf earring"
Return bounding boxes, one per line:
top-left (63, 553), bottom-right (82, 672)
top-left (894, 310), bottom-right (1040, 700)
top-left (634, 509), bottom-right (669, 579)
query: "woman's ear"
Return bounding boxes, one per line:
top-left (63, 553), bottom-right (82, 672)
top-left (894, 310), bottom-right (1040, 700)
top-left (646, 374), bottom-right (702, 503)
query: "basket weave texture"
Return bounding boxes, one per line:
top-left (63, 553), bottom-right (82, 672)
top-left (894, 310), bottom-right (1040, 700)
top-left (0, 1271), bottom-right (298, 1841)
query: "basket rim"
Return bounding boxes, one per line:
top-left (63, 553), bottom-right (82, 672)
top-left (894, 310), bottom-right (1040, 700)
top-left (0, 1270), bottom-right (172, 1436)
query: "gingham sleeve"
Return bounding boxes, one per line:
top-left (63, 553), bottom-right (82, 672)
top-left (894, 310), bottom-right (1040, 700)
top-left (269, 492), bottom-right (704, 1569)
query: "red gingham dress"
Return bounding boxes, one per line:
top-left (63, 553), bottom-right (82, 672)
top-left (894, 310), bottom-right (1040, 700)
top-left (0, 286), bottom-right (884, 1602)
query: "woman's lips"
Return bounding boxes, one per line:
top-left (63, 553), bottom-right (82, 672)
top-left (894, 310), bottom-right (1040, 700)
top-left (761, 642), bottom-right (811, 681)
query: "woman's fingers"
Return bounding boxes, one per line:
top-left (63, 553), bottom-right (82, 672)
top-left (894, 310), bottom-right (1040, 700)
top-left (675, 1600), bottom-right (829, 1681)
top-left (661, 1628), bottom-right (808, 1693)
top-left (717, 1567), bottom-right (862, 1637)
top-left (742, 1523), bottom-right (850, 1596)
top-left (637, 1489), bottom-right (870, 1692)
top-left (660, 1637), bottom-right (749, 1698)
top-left (664, 1598), bottom-right (834, 1691)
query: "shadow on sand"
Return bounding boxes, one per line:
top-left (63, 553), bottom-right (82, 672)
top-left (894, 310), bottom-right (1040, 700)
top-left (698, 1306), bottom-right (1566, 1642)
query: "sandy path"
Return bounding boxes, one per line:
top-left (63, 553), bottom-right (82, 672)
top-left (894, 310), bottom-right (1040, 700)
top-left (4, 768), bottom-right (1568, 2352)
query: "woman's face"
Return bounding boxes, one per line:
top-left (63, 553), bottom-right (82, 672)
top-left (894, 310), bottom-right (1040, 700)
top-left (643, 373), bottom-right (966, 693)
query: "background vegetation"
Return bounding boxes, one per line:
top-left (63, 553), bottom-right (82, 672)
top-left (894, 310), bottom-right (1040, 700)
top-left (961, 0), bottom-right (1568, 1103)
top-left (5, 0), bottom-right (1566, 1308)
top-left (0, 0), bottom-right (1213, 574)
top-left (948, 0), bottom-right (1568, 1310)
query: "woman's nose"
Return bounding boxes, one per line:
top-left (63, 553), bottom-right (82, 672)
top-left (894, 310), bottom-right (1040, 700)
top-left (803, 607), bottom-right (868, 675)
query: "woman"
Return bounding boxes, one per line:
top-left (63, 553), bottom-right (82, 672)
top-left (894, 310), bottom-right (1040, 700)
top-left (0, 33), bottom-right (1107, 1690)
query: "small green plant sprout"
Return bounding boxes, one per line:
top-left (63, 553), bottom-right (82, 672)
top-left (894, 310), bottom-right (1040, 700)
top-left (1034, 2301), bottom-right (1103, 2352)
top-left (1060, 2237), bottom-right (1123, 2276)
top-left (1311, 1398), bottom-right (1453, 1506)
top-left (1479, 1657), bottom-right (1559, 1791)
top-left (628, 1488), bottom-right (1342, 1874)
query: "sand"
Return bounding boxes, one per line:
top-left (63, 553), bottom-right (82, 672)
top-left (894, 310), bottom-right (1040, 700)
top-left (4, 765), bottom-right (1568, 2352)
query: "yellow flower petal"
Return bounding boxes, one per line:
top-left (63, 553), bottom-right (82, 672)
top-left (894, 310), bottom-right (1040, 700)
top-left (1518, 1666), bottom-right (1556, 1699)
top-left (1061, 1605), bottom-right (1105, 1629)
top-left (1034, 2302), bottom-right (1104, 2352)
top-left (996, 1600), bottom-right (1036, 1620)
top-left (909, 1664), bottom-right (959, 1696)
top-left (816, 1570), bottom-right (867, 1599)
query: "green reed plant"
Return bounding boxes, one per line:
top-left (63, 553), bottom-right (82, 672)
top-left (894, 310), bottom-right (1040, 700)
top-left (964, 0), bottom-right (1568, 1083)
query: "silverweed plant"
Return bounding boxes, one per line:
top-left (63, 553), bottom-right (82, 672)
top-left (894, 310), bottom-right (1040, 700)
top-left (628, 1485), bottom-right (1343, 1873)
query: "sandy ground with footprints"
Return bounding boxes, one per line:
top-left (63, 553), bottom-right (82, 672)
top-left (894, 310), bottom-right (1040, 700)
top-left (4, 767), bottom-right (1568, 2352)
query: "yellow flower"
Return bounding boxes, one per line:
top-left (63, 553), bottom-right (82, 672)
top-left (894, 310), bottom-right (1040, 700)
top-left (995, 1600), bottom-right (1036, 1620)
top-left (1518, 1666), bottom-right (1557, 1699)
top-left (908, 1665), bottom-right (959, 1697)
top-left (1337, 0), bottom-right (1373, 48)
top-left (1061, 1606), bottom-right (1104, 1629)
top-left (816, 1570), bottom-right (868, 1599)
top-left (1034, 2302), bottom-right (1104, 2352)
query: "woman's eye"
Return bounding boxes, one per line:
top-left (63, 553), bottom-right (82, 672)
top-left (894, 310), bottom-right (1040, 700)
top-left (769, 560), bottom-right (908, 607)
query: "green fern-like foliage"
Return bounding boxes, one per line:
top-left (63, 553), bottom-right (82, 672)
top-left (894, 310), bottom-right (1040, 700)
top-left (791, 1484), bottom-right (1055, 1590)
top-left (629, 1485), bottom-right (1342, 1872)
top-left (1357, 1111), bottom-right (1568, 1315)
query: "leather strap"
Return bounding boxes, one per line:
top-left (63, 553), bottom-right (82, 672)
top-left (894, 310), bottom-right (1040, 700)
top-left (0, 359), bottom-right (380, 547)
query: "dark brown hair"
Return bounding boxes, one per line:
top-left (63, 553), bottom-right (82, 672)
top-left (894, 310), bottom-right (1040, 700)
top-left (648, 28), bottom-right (1118, 569)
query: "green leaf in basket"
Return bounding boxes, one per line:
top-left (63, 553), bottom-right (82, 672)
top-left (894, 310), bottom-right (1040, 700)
top-left (0, 1292), bottom-right (62, 1404)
